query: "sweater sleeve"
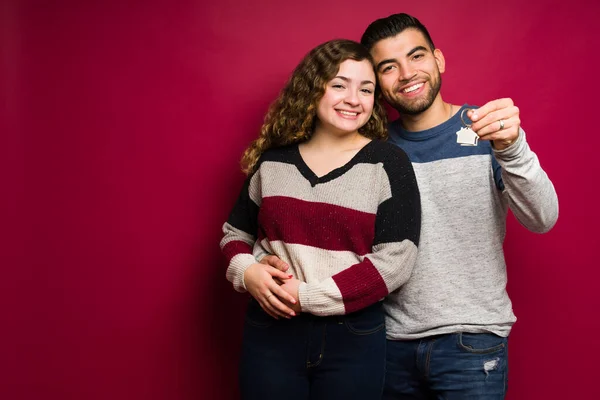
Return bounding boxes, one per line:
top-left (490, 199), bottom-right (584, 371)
top-left (298, 147), bottom-right (421, 315)
top-left (220, 172), bottom-right (261, 292)
top-left (493, 128), bottom-right (559, 233)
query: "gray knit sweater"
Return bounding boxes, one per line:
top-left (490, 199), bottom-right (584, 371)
top-left (384, 105), bottom-right (558, 340)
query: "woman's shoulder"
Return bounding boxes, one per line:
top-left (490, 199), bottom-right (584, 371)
top-left (254, 144), bottom-right (298, 170)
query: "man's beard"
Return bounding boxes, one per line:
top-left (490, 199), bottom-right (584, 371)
top-left (388, 74), bottom-right (442, 116)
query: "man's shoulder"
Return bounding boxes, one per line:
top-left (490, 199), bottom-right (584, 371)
top-left (368, 139), bottom-right (410, 163)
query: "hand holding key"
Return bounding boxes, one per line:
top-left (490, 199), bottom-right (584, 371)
top-left (467, 98), bottom-right (521, 150)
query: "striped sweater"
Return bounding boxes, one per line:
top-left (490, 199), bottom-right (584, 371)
top-left (221, 140), bottom-right (421, 316)
top-left (384, 104), bottom-right (559, 339)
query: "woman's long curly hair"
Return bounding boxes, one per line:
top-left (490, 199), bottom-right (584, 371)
top-left (241, 39), bottom-right (388, 174)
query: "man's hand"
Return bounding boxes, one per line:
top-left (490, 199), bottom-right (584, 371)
top-left (260, 254), bottom-right (290, 272)
top-left (468, 98), bottom-right (520, 150)
top-left (243, 263), bottom-right (296, 319)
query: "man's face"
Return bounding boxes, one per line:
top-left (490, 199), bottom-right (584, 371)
top-left (370, 29), bottom-right (445, 116)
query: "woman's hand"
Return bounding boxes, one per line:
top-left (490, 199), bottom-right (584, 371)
top-left (279, 278), bottom-right (302, 313)
top-left (243, 263), bottom-right (297, 319)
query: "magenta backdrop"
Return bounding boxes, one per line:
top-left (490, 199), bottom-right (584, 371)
top-left (3, 0), bottom-right (600, 399)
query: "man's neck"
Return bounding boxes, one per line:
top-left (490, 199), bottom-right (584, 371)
top-left (399, 96), bottom-right (453, 132)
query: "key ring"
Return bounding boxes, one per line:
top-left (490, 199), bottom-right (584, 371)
top-left (460, 108), bottom-right (473, 128)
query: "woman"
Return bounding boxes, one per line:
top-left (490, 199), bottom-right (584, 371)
top-left (220, 39), bottom-right (420, 399)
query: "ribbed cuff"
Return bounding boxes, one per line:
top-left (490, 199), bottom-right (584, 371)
top-left (226, 254), bottom-right (256, 293)
top-left (493, 127), bottom-right (525, 160)
top-left (298, 280), bottom-right (345, 316)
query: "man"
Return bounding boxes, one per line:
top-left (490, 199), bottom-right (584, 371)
top-left (259, 12), bottom-right (558, 399)
top-left (356, 13), bottom-right (557, 399)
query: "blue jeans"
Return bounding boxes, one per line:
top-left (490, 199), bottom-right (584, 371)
top-left (384, 333), bottom-right (509, 399)
top-left (239, 299), bottom-right (386, 400)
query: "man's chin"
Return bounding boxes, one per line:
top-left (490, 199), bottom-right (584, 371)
top-left (393, 101), bottom-right (432, 116)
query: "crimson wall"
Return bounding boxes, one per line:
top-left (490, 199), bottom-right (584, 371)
top-left (3, 0), bottom-right (599, 399)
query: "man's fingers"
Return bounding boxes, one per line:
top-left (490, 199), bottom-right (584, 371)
top-left (260, 255), bottom-right (275, 265)
top-left (271, 257), bottom-right (290, 272)
top-left (476, 115), bottom-right (520, 140)
top-left (260, 255), bottom-right (289, 272)
top-left (267, 266), bottom-right (294, 281)
top-left (471, 106), bottom-right (519, 133)
top-left (469, 98), bottom-right (514, 122)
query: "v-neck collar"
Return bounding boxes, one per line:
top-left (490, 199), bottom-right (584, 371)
top-left (293, 140), bottom-right (376, 187)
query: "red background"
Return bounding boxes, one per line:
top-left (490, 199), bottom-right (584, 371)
top-left (3, 0), bottom-right (599, 399)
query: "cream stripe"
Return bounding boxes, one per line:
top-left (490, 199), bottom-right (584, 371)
top-left (259, 239), bottom-right (365, 283)
top-left (249, 161), bottom-right (392, 213)
top-left (259, 239), bottom-right (417, 292)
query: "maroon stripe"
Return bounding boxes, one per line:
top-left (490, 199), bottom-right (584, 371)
top-left (258, 196), bottom-right (375, 255)
top-left (332, 258), bottom-right (388, 314)
top-left (222, 240), bottom-right (253, 264)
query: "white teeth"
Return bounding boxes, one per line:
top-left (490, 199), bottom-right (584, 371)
top-left (338, 110), bottom-right (358, 116)
top-left (403, 83), bottom-right (423, 93)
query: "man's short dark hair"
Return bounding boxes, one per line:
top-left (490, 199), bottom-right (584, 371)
top-left (361, 13), bottom-right (435, 51)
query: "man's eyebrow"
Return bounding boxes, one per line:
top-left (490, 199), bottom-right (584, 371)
top-left (376, 46), bottom-right (430, 70)
top-left (376, 59), bottom-right (396, 71)
top-left (407, 46), bottom-right (429, 57)
top-left (333, 76), bottom-right (375, 85)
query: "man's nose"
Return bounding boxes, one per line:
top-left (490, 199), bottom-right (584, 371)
top-left (399, 63), bottom-right (417, 81)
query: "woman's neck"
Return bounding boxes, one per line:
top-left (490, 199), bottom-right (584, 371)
top-left (304, 129), bottom-right (370, 153)
top-left (298, 130), bottom-right (371, 178)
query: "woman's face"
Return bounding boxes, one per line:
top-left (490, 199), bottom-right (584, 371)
top-left (315, 59), bottom-right (376, 136)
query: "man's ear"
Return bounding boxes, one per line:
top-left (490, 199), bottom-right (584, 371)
top-left (433, 48), bottom-right (445, 74)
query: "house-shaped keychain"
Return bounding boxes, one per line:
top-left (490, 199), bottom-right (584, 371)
top-left (456, 108), bottom-right (479, 146)
top-left (456, 127), bottom-right (479, 146)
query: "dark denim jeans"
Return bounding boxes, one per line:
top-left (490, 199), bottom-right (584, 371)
top-left (239, 299), bottom-right (386, 400)
top-left (384, 333), bottom-right (509, 399)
